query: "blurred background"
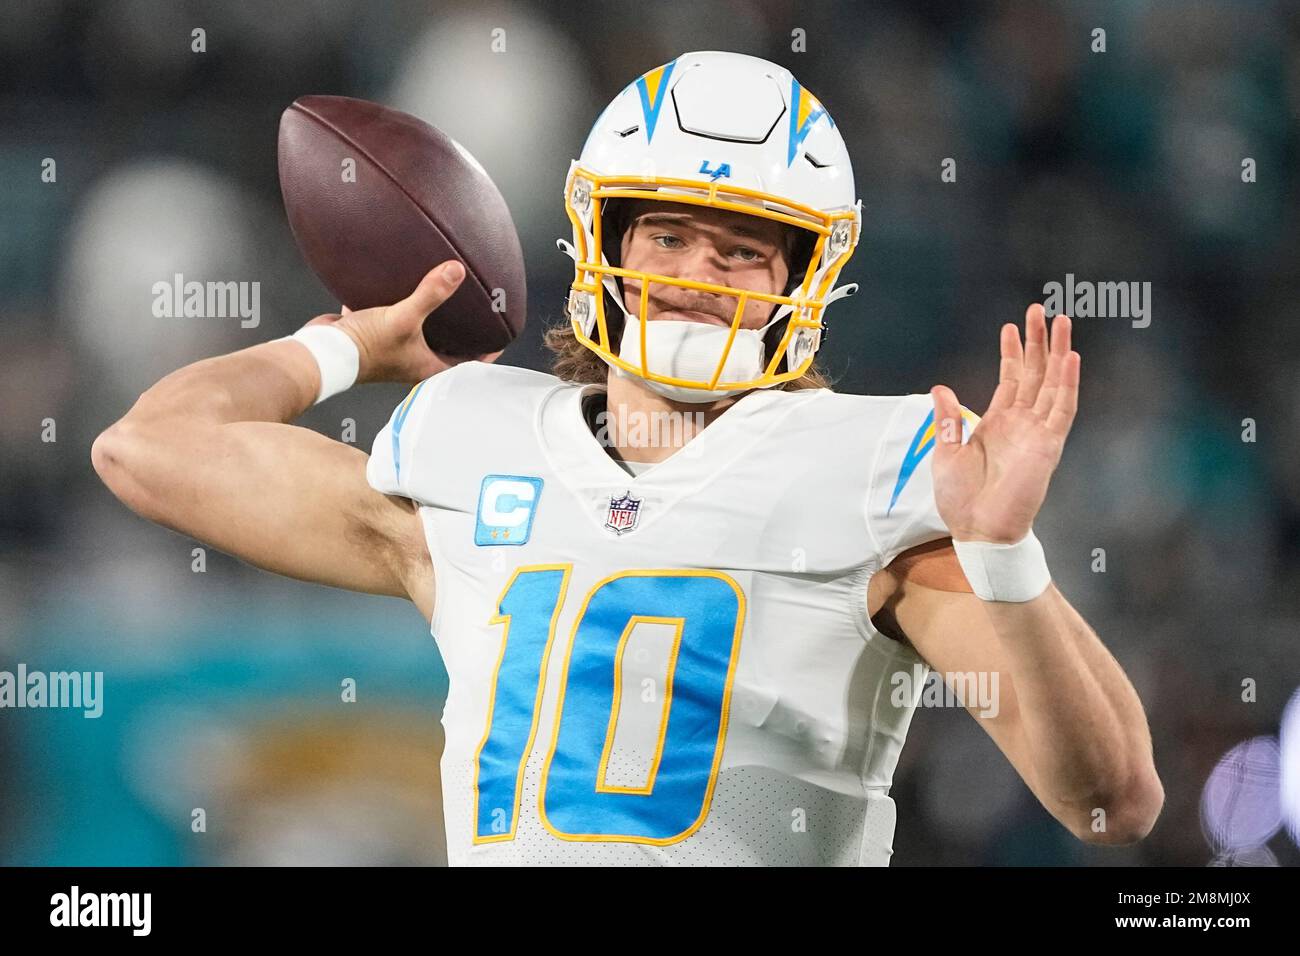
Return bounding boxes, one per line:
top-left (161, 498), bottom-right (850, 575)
top-left (2, 0), bottom-right (1298, 865)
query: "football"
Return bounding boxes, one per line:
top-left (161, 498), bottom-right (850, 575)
top-left (277, 94), bottom-right (526, 356)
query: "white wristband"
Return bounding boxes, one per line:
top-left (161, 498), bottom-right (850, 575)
top-left (287, 325), bottom-right (361, 404)
top-left (952, 531), bottom-right (1052, 603)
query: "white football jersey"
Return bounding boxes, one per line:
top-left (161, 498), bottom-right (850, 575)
top-left (367, 362), bottom-right (965, 866)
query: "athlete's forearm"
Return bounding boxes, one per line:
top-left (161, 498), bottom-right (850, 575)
top-left (119, 260), bottom-right (475, 431)
top-left (90, 330), bottom-right (434, 602)
top-left (982, 588), bottom-right (1163, 837)
top-left (124, 339), bottom-right (323, 428)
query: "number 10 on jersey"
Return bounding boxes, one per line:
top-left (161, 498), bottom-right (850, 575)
top-left (473, 564), bottom-right (746, 845)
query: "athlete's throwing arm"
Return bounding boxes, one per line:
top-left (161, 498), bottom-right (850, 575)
top-left (92, 260), bottom-right (476, 618)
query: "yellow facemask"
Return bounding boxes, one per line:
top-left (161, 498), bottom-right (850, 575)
top-left (561, 167), bottom-right (861, 394)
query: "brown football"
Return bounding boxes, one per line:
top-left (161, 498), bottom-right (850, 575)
top-left (278, 94), bottom-right (525, 356)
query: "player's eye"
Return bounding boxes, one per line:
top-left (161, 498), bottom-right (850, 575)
top-left (732, 245), bottom-right (763, 262)
top-left (652, 234), bottom-right (686, 249)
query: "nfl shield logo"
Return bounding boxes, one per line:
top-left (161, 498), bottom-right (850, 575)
top-left (605, 491), bottom-right (642, 535)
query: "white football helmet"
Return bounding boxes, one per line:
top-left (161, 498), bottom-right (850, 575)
top-left (559, 51), bottom-right (861, 400)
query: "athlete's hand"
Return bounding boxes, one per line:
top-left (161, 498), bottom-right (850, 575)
top-left (302, 259), bottom-right (503, 385)
top-left (929, 304), bottom-right (1080, 544)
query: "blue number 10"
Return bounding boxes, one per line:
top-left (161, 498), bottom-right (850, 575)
top-left (473, 565), bottom-right (746, 846)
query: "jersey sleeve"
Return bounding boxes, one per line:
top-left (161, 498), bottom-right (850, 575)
top-left (366, 370), bottom-right (453, 501)
top-left (865, 393), bottom-right (980, 569)
top-left (367, 361), bottom-right (561, 509)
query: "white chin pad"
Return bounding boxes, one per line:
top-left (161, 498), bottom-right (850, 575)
top-left (615, 316), bottom-right (764, 402)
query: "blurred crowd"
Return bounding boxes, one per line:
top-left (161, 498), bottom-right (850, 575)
top-left (1, 0), bottom-right (1297, 865)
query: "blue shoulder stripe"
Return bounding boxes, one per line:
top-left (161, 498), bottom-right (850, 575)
top-left (888, 409), bottom-right (936, 516)
top-left (391, 380), bottom-right (428, 484)
top-left (887, 406), bottom-right (980, 515)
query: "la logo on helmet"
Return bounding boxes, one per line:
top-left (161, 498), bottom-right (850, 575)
top-left (698, 160), bottom-right (731, 181)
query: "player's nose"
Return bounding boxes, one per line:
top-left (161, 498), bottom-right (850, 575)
top-left (672, 243), bottom-right (727, 289)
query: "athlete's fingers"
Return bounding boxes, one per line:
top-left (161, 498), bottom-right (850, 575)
top-left (986, 323), bottom-right (1022, 416)
top-left (1014, 304), bottom-right (1048, 407)
top-left (391, 260), bottom-right (466, 326)
top-left (1045, 351), bottom-right (1080, 437)
top-left (1033, 313), bottom-right (1072, 418)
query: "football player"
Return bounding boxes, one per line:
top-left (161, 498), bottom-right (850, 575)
top-left (93, 51), bottom-right (1163, 865)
